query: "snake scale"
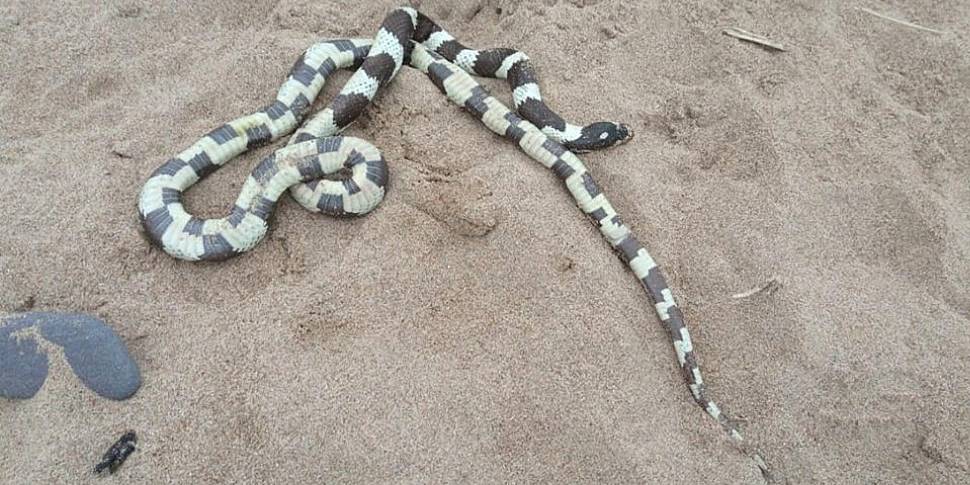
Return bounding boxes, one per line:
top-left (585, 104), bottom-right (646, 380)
top-left (138, 7), bottom-right (768, 475)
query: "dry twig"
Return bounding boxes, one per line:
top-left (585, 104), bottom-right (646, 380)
top-left (723, 27), bottom-right (787, 51)
top-left (855, 7), bottom-right (948, 35)
top-left (732, 276), bottom-right (781, 299)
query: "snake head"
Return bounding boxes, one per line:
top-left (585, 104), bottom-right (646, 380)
top-left (566, 122), bottom-right (633, 152)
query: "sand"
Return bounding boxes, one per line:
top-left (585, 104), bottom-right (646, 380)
top-left (2, 1), bottom-right (969, 483)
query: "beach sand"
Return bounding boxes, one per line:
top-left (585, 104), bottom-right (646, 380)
top-left (2, 1), bottom-right (969, 483)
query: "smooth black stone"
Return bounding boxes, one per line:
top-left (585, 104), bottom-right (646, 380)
top-left (0, 312), bottom-right (141, 400)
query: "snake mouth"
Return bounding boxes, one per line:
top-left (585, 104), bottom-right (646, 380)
top-left (615, 123), bottom-right (634, 146)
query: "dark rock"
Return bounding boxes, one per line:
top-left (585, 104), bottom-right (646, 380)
top-left (0, 312), bottom-right (141, 400)
top-left (0, 319), bottom-right (49, 399)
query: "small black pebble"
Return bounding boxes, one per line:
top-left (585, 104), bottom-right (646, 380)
top-left (94, 430), bottom-right (137, 475)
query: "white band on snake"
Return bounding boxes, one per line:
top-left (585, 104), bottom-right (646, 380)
top-left (137, 7), bottom-right (767, 476)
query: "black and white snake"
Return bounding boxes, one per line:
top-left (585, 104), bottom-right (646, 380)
top-left (137, 7), bottom-right (767, 475)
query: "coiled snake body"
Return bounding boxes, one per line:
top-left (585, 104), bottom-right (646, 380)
top-left (138, 10), bottom-right (629, 262)
top-left (138, 7), bottom-right (767, 475)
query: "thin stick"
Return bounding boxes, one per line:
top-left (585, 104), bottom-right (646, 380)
top-left (732, 276), bottom-right (781, 299)
top-left (855, 7), bottom-right (948, 35)
top-left (722, 27), bottom-right (787, 51)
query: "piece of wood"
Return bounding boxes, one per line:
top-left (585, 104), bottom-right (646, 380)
top-left (723, 27), bottom-right (787, 51)
top-left (855, 7), bottom-right (948, 35)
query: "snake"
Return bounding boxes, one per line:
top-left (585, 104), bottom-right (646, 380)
top-left (137, 10), bottom-right (630, 262)
top-left (137, 7), bottom-right (768, 475)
